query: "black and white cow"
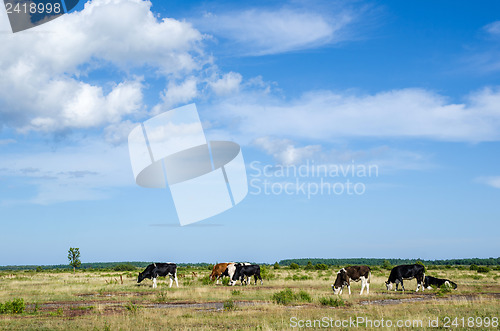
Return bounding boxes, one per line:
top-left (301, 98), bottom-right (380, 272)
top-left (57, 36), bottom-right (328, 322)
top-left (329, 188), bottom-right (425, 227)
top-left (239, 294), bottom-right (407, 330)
top-left (331, 266), bottom-right (371, 295)
top-left (231, 264), bottom-right (263, 286)
top-left (137, 263), bottom-right (179, 288)
top-left (424, 276), bottom-right (457, 290)
top-left (226, 263), bottom-right (251, 286)
top-left (385, 264), bottom-right (425, 292)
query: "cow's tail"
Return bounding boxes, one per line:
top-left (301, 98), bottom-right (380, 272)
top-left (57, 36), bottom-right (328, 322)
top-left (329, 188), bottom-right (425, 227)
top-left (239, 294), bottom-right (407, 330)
top-left (367, 270), bottom-right (371, 284)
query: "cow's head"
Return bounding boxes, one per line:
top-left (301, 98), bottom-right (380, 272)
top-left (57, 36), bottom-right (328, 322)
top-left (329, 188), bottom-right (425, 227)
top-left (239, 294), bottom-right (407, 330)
top-left (332, 269), bottom-right (347, 294)
top-left (138, 264), bottom-right (154, 283)
top-left (385, 281), bottom-right (393, 291)
top-left (137, 271), bottom-right (146, 283)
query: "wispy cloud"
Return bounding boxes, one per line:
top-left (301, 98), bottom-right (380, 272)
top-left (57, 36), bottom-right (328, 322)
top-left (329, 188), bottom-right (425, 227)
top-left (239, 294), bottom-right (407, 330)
top-left (484, 21), bottom-right (500, 36)
top-left (476, 176), bottom-right (500, 189)
top-left (252, 137), bottom-right (433, 172)
top-left (195, 6), bottom-right (356, 56)
top-left (0, 139), bottom-right (132, 204)
top-left (209, 86), bottom-right (500, 143)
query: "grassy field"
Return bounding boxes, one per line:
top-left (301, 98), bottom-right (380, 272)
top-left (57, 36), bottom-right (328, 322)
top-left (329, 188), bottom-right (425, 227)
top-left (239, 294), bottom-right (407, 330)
top-left (0, 266), bottom-right (498, 330)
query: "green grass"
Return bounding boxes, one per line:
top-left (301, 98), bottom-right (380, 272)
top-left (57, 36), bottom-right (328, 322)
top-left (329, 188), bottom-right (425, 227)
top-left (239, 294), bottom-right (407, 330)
top-left (0, 267), bottom-right (497, 329)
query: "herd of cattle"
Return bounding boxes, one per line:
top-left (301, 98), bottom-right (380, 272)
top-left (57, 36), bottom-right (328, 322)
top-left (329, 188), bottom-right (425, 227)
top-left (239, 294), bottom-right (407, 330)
top-left (137, 262), bottom-right (458, 294)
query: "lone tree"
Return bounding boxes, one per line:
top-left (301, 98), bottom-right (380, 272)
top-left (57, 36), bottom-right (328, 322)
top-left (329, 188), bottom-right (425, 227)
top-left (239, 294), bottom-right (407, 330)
top-left (68, 247), bottom-right (81, 274)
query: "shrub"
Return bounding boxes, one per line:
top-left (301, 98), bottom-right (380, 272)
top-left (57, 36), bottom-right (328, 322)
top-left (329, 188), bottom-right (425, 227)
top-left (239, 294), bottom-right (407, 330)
top-left (199, 275), bottom-right (213, 285)
top-left (297, 290), bottom-right (312, 303)
top-left (36, 266), bottom-right (43, 273)
top-left (272, 288), bottom-right (312, 305)
top-left (289, 263), bottom-right (300, 270)
top-left (304, 261), bottom-right (314, 270)
top-left (273, 262), bottom-right (280, 270)
top-left (221, 277), bottom-right (230, 286)
top-left (315, 263), bottom-right (329, 270)
top-left (156, 290), bottom-right (168, 303)
top-left (223, 300), bottom-right (236, 311)
top-left (469, 264), bottom-right (478, 271)
top-left (291, 275), bottom-right (312, 281)
top-left (231, 290), bottom-right (241, 296)
top-left (477, 266), bottom-right (491, 273)
top-left (0, 298), bottom-right (25, 314)
top-left (381, 260), bottom-right (392, 270)
top-left (436, 284), bottom-right (452, 297)
top-left (319, 296), bottom-right (345, 307)
top-left (124, 302), bottom-right (138, 313)
top-left (114, 264), bottom-right (136, 272)
top-left (260, 265), bottom-right (276, 280)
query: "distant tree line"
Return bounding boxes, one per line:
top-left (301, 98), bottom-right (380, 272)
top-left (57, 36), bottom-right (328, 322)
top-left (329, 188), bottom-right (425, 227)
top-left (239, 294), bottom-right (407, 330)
top-left (278, 257), bottom-right (500, 267)
top-left (0, 261), bottom-right (213, 271)
top-left (1, 257), bottom-right (499, 271)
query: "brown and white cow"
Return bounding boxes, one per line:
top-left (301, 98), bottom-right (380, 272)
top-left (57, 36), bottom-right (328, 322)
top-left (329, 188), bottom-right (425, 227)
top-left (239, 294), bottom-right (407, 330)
top-left (331, 266), bottom-right (371, 295)
top-left (209, 263), bottom-right (234, 284)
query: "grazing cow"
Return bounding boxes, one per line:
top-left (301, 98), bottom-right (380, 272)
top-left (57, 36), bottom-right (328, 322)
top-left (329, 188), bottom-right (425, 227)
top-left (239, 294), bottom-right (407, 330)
top-left (424, 276), bottom-right (457, 290)
top-left (231, 264), bottom-right (263, 286)
top-left (137, 263), bottom-right (179, 288)
top-left (209, 262), bottom-right (234, 284)
top-left (385, 264), bottom-right (425, 292)
top-left (227, 263), bottom-right (251, 286)
top-left (331, 266), bottom-right (371, 295)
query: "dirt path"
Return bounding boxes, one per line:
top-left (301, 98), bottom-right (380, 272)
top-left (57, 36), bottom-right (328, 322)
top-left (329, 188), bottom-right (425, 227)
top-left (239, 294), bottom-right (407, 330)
top-left (359, 293), bottom-right (500, 306)
top-left (26, 293), bottom-right (499, 312)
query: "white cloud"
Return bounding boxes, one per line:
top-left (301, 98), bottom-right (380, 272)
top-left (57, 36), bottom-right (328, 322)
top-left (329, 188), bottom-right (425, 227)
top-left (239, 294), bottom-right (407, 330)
top-left (18, 79), bottom-right (144, 132)
top-left (152, 77), bottom-right (199, 114)
top-left (476, 176), bottom-right (500, 189)
top-left (195, 7), bottom-right (353, 55)
top-left (254, 137), bottom-right (321, 165)
top-left (210, 87), bottom-right (500, 142)
top-left (0, 0), bottom-right (206, 133)
top-left (209, 72), bottom-right (242, 96)
top-left (484, 21), bottom-right (500, 36)
top-left (253, 136), bottom-right (432, 172)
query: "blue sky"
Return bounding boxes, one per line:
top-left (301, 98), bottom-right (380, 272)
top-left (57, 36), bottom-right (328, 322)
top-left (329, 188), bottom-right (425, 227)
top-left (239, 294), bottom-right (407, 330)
top-left (0, 0), bottom-right (499, 265)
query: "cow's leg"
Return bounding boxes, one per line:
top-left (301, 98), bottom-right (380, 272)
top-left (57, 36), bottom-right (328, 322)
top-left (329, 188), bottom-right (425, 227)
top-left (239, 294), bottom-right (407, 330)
top-left (366, 281), bottom-right (370, 294)
top-left (174, 273), bottom-right (179, 287)
top-left (153, 277), bottom-right (157, 288)
top-left (259, 274), bottom-right (263, 285)
top-left (348, 285), bottom-right (351, 295)
top-left (339, 287), bottom-right (343, 295)
top-left (169, 275), bottom-right (173, 288)
top-left (360, 277), bottom-right (366, 295)
top-left (401, 280), bottom-right (405, 292)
